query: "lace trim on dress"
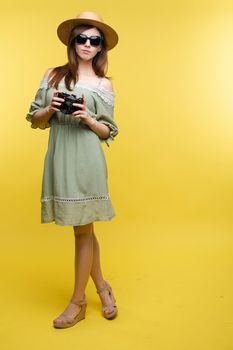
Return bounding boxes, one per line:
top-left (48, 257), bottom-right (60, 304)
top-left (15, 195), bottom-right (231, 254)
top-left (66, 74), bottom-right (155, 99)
top-left (41, 195), bottom-right (110, 203)
top-left (77, 83), bottom-right (115, 107)
top-left (39, 79), bottom-right (115, 107)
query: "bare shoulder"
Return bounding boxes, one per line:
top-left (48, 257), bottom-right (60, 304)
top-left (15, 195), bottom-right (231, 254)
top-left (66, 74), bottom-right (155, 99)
top-left (100, 77), bottom-right (114, 92)
top-left (42, 68), bottom-right (55, 80)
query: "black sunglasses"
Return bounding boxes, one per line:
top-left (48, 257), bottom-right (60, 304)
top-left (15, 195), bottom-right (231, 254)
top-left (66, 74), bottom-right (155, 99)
top-left (75, 34), bottom-right (103, 47)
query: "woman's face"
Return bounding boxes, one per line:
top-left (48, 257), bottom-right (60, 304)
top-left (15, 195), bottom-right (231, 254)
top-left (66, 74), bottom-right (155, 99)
top-left (75, 27), bottom-right (102, 61)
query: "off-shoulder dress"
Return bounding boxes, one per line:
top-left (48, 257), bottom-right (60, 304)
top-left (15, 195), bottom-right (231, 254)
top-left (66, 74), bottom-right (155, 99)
top-left (26, 77), bottom-right (119, 226)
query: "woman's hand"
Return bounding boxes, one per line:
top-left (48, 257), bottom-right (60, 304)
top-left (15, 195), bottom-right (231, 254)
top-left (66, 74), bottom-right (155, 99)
top-left (72, 93), bottom-right (111, 139)
top-left (71, 94), bottom-right (95, 126)
top-left (47, 91), bottom-right (65, 113)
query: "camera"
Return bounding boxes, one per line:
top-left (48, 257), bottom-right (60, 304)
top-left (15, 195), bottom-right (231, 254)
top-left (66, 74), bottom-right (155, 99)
top-left (56, 92), bottom-right (84, 114)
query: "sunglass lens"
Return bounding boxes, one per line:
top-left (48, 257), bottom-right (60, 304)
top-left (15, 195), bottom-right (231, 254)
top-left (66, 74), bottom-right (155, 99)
top-left (76, 34), bottom-right (87, 44)
top-left (90, 36), bottom-right (102, 46)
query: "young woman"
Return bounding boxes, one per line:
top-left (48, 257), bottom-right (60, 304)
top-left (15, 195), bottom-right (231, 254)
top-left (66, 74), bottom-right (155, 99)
top-left (26, 11), bottom-right (119, 328)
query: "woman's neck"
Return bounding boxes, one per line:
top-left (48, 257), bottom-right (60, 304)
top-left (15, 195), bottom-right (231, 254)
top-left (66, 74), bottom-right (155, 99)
top-left (78, 60), bottom-right (96, 77)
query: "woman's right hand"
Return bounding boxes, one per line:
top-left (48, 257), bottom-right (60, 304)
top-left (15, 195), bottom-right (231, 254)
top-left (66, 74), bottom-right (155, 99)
top-left (47, 91), bottom-right (65, 113)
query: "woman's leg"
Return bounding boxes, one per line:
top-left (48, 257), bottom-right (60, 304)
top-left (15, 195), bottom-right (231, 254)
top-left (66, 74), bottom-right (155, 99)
top-left (90, 224), bottom-right (116, 315)
top-left (53, 223), bottom-right (94, 326)
top-left (71, 223), bottom-right (94, 301)
top-left (89, 224), bottom-right (104, 288)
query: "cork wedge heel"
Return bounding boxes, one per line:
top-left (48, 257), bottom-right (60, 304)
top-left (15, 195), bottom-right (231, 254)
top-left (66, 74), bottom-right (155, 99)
top-left (53, 295), bottom-right (87, 328)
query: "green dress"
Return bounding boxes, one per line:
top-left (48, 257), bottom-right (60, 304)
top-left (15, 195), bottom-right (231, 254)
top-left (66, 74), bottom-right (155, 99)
top-left (26, 77), bottom-right (119, 226)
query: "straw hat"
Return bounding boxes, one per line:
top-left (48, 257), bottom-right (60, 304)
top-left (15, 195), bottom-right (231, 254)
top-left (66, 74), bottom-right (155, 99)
top-left (57, 11), bottom-right (119, 50)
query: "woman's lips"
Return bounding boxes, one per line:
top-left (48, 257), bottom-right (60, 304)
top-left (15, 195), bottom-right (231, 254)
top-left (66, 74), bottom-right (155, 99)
top-left (82, 50), bottom-right (90, 54)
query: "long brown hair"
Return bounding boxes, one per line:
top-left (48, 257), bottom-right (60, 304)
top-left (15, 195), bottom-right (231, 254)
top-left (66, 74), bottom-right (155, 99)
top-left (47, 24), bottom-right (110, 91)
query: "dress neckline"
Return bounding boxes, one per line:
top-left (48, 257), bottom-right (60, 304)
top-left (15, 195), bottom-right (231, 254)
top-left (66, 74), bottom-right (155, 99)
top-left (40, 78), bottom-right (115, 95)
top-left (74, 80), bottom-right (115, 95)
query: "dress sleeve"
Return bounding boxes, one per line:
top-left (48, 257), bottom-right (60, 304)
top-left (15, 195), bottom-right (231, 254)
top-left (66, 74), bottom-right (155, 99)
top-left (26, 79), bottom-right (51, 130)
top-left (91, 88), bottom-right (119, 147)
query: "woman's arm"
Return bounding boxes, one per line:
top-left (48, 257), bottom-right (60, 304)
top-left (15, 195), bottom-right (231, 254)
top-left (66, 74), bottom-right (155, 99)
top-left (72, 78), bottom-right (114, 140)
top-left (86, 118), bottom-right (111, 139)
top-left (31, 105), bottom-right (56, 127)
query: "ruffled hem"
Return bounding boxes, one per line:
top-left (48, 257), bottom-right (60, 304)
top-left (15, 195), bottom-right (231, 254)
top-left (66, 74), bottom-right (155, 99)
top-left (26, 84), bottom-right (51, 129)
top-left (41, 198), bottom-right (116, 226)
top-left (98, 121), bottom-right (118, 147)
top-left (26, 111), bottom-right (51, 130)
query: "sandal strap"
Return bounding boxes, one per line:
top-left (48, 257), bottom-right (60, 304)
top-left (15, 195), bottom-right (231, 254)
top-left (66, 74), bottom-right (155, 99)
top-left (96, 280), bottom-right (112, 294)
top-left (103, 304), bottom-right (117, 311)
top-left (70, 294), bottom-right (87, 306)
top-left (96, 281), bottom-right (116, 304)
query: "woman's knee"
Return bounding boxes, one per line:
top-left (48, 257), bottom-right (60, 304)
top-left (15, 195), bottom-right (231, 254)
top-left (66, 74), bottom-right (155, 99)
top-left (73, 222), bottom-right (93, 236)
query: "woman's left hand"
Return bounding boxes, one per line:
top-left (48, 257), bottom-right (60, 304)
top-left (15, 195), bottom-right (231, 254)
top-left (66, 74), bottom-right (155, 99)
top-left (71, 94), bottom-right (95, 126)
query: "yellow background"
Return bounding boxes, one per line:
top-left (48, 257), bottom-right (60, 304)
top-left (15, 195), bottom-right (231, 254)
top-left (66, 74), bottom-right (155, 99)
top-left (1, 0), bottom-right (233, 349)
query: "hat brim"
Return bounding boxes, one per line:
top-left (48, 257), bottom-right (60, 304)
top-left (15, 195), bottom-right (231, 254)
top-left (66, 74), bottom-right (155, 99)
top-left (57, 18), bottom-right (119, 50)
